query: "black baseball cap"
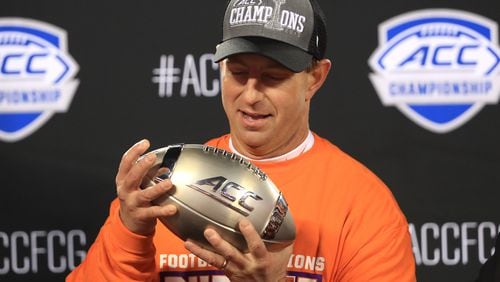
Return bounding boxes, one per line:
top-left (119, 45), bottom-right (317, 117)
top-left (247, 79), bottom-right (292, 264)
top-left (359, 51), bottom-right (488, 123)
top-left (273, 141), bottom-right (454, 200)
top-left (214, 0), bottom-right (327, 72)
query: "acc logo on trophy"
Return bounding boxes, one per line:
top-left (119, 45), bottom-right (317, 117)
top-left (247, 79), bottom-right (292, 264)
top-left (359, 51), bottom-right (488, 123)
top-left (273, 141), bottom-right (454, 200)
top-left (0, 18), bottom-right (79, 142)
top-left (369, 9), bottom-right (500, 133)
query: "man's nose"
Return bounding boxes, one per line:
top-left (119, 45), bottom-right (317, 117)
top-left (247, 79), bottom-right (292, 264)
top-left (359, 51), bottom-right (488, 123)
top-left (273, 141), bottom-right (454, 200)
top-left (241, 77), bottom-right (264, 104)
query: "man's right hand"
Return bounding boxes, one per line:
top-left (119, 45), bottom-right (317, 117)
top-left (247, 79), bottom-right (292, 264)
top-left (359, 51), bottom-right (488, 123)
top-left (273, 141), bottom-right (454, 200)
top-left (115, 139), bottom-right (177, 235)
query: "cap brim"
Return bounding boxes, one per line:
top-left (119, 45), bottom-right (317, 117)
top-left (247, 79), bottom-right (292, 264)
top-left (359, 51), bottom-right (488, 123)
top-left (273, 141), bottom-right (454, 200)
top-left (213, 37), bottom-right (313, 73)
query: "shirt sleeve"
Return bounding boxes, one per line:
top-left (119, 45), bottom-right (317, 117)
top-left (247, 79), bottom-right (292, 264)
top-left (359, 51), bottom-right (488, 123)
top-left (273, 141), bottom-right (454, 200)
top-left (66, 198), bottom-right (159, 282)
top-left (339, 224), bottom-right (416, 281)
top-left (336, 177), bottom-right (416, 282)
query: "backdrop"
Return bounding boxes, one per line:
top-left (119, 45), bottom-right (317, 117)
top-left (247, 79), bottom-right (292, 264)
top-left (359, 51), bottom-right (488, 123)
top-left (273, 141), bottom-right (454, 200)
top-left (1, 0), bottom-right (499, 281)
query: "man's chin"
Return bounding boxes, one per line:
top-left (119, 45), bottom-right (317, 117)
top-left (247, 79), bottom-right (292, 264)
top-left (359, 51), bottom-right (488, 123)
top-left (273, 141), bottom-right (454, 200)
top-left (232, 132), bottom-right (272, 153)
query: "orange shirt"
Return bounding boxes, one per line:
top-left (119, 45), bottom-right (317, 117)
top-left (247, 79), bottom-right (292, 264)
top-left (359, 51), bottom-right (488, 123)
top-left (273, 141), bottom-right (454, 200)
top-left (67, 133), bottom-right (416, 281)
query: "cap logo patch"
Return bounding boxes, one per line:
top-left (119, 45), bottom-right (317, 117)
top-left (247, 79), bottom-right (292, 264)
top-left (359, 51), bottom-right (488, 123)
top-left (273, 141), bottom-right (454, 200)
top-left (230, 0), bottom-right (306, 35)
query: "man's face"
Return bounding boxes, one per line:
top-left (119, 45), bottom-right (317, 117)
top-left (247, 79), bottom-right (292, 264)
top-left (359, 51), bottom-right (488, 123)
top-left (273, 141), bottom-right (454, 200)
top-left (220, 53), bottom-right (314, 159)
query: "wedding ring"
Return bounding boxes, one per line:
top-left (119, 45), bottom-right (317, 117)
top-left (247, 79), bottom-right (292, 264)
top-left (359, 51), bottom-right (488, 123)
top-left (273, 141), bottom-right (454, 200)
top-left (220, 258), bottom-right (228, 269)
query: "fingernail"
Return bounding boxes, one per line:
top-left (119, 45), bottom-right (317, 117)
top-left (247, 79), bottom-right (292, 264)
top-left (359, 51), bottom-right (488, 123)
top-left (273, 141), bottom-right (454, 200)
top-left (240, 219), bottom-right (250, 228)
top-left (146, 153), bottom-right (156, 162)
top-left (166, 205), bottom-right (176, 214)
top-left (139, 139), bottom-right (151, 149)
top-left (204, 229), bottom-right (215, 239)
top-left (158, 180), bottom-right (168, 189)
top-left (184, 240), bottom-right (194, 249)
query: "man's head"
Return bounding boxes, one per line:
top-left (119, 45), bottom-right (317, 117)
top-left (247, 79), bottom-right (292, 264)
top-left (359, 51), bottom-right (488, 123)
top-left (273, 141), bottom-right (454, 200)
top-left (215, 0), bottom-right (331, 159)
top-left (214, 0), bottom-right (327, 73)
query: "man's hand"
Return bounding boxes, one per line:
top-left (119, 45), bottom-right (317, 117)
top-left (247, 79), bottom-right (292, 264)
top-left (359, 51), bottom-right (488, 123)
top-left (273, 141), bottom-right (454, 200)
top-left (185, 218), bottom-right (293, 282)
top-left (115, 139), bottom-right (177, 235)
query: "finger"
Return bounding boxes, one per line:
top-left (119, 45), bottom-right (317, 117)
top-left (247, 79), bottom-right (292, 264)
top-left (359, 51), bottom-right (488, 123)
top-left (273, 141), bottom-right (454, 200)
top-left (239, 218), bottom-right (267, 259)
top-left (184, 240), bottom-right (227, 269)
top-left (119, 203), bottom-right (176, 235)
top-left (139, 179), bottom-right (173, 202)
top-left (143, 204), bottom-right (177, 219)
top-left (203, 228), bottom-right (245, 267)
top-left (121, 151), bottom-right (157, 193)
top-left (116, 139), bottom-right (150, 182)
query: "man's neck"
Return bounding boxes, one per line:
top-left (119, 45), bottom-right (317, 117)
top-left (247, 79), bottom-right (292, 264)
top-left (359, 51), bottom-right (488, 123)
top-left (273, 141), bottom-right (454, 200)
top-left (229, 131), bottom-right (314, 163)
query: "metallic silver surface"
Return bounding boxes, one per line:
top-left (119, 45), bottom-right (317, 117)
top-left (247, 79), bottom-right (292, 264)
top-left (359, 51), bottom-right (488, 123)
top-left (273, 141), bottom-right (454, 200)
top-left (140, 144), bottom-right (296, 252)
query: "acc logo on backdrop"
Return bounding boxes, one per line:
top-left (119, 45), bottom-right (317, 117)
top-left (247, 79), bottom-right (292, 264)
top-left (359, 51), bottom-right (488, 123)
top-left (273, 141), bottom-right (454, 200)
top-left (0, 18), bottom-right (79, 142)
top-left (369, 9), bottom-right (500, 133)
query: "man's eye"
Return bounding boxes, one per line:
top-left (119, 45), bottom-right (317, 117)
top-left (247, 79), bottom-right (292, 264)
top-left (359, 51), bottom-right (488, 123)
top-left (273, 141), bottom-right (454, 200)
top-left (264, 74), bottom-right (286, 81)
top-left (230, 70), bottom-right (247, 76)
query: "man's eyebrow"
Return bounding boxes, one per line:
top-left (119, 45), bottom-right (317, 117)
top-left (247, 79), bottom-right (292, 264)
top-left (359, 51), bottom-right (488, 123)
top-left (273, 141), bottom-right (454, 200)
top-left (225, 59), bottom-right (244, 66)
top-left (226, 58), bottom-right (287, 70)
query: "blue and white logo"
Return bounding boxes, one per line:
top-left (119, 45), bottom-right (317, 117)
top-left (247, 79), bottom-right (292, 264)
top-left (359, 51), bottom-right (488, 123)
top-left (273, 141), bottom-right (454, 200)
top-left (0, 18), bottom-right (79, 142)
top-left (369, 9), bottom-right (500, 133)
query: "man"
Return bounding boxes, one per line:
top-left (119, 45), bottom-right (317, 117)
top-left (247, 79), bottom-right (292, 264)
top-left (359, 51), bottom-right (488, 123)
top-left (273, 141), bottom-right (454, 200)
top-left (67, 0), bottom-right (416, 281)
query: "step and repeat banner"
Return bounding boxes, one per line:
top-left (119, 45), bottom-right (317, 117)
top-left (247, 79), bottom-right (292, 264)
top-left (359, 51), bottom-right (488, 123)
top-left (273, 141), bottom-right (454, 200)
top-left (1, 0), bottom-right (499, 281)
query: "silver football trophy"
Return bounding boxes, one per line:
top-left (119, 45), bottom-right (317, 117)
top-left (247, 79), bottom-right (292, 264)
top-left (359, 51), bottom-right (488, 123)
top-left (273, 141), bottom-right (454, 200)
top-left (140, 144), bottom-right (296, 252)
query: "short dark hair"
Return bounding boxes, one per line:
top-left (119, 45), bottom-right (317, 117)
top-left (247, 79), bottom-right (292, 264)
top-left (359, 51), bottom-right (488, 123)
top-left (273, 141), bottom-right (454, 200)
top-left (305, 59), bottom-right (320, 73)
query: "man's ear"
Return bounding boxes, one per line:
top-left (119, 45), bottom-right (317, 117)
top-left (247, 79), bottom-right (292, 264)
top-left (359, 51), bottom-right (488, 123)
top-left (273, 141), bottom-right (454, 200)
top-left (306, 59), bottom-right (332, 100)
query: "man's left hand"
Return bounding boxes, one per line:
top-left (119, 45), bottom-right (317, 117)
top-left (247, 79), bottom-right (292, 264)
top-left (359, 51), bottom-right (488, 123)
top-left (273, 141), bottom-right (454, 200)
top-left (184, 218), bottom-right (292, 282)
